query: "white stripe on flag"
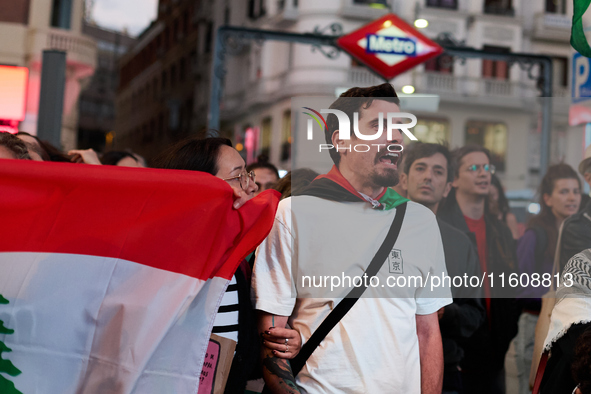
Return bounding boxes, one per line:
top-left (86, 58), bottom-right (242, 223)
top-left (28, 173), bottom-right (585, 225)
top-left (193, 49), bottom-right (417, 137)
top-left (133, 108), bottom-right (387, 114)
top-left (0, 252), bottom-right (228, 394)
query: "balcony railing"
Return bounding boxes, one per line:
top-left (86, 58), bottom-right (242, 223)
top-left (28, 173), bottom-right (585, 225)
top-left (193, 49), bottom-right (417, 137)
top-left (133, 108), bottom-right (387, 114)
top-left (348, 67), bottom-right (384, 87)
top-left (425, 73), bottom-right (456, 92)
top-left (415, 72), bottom-right (538, 98)
top-left (484, 79), bottom-right (513, 96)
top-left (46, 28), bottom-right (96, 59)
top-left (533, 12), bottom-right (571, 41)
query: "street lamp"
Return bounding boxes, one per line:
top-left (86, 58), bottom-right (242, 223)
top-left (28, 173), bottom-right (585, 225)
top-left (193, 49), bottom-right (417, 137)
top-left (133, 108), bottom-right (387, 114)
top-left (402, 85), bottom-right (415, 94)
top-left (414, 19), bottom-right (428, 29)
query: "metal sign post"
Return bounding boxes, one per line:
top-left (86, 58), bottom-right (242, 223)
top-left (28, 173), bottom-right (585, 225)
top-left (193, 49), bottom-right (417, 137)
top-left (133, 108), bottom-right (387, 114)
top-left (37, 50), bottom-right (67, 148)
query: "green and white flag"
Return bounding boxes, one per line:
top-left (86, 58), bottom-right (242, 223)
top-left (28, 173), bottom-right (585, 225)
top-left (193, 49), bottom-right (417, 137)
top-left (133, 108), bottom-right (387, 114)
top-left (572, 0), bottom-right (591, 56)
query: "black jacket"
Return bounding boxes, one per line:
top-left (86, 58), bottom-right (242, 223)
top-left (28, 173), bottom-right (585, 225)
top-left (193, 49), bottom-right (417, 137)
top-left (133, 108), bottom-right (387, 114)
top-left (540, 323), bottom-right (591, 394)
top-left (437, 219), bottom-right (486, 369)
top-left (559, 199), bottom-right (591, 272)
top-left (438, 197), bottom-right (520, 372)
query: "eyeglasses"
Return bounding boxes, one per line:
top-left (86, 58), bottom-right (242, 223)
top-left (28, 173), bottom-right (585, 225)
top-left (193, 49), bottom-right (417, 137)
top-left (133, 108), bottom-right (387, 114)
top-left (223, 170), bottom-right (256, 191)
top-left (466, 164), bottom-right (495, 175)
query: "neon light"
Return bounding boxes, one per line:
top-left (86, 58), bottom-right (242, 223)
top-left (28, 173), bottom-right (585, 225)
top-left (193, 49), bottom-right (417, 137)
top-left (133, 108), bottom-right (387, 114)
top-left (0, 125), bottom-right (18, 134)
top-left (0, 66), bottom-right (28, 121)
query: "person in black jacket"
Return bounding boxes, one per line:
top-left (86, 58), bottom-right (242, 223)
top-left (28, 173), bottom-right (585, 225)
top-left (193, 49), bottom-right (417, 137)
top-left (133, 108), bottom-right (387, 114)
top-left (438, 144), bottom-right (520, 394)
top-left (401, 142), bottom-right (486, 393)
top-left (559, 145), bottom-right (591, 271)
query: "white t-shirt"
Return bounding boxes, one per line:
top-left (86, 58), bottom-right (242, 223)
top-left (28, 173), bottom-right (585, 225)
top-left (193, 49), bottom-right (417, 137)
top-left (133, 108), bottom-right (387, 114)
top-left (252, 196), bottom-right (452, 393)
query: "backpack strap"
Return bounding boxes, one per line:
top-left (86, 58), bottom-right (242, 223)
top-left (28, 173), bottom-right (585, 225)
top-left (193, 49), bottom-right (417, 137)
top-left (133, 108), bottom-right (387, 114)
top-left (289, 202), bottom-right (408, 376)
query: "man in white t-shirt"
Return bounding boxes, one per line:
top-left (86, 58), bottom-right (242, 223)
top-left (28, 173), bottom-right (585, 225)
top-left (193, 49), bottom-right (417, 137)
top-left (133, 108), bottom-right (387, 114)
top-left (253, 84), bottom-right (452, 393)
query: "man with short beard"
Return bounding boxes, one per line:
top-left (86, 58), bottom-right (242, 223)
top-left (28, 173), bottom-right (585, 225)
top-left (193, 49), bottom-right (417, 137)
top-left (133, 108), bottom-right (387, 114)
top-left (400, 142), bottom-right (485, 393)
top-left (253, 84), bottom-right (452, 393)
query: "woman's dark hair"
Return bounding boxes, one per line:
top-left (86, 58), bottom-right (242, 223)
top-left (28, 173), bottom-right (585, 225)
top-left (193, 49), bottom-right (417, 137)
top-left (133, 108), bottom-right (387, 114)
top-left (528, 163), bottom-right (582, 259)
top-left (154, 137), bottom-right (232, 174)
top-left (16, 131), bottom-right (70, 162)
top-left (101, 151), bottom-right (139, 166)
top-left (572, 327), bottom-right (591, 394)
top-left (0, 132), bottom-right (31, 160)
top-left (490, 174), bottom-right (511, 222)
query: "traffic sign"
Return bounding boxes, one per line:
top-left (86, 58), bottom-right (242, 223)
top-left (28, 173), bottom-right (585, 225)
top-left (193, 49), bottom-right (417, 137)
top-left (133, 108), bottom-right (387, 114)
top-left (570, 52), bottom-right (591, 126)
top-left (337, 13), bottom-right (444, 80)
top-left (573, 52), bottom-right (591, 103)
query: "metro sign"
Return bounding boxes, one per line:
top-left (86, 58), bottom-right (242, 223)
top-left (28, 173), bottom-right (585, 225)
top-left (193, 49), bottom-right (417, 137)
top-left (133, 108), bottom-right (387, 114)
top-left (337, 14), bottom-right (443, 80)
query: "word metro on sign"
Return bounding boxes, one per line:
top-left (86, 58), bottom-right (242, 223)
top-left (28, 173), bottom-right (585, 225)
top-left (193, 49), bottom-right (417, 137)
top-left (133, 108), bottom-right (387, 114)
top-left (366, 35), bottom-right (416, 56)
top-left (337, 14), bottom-right (443, 80)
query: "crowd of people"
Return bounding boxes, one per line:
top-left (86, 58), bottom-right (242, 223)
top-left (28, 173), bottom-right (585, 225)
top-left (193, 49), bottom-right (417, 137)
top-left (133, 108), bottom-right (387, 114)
top-left (2, 82), bottom-right (591, 394)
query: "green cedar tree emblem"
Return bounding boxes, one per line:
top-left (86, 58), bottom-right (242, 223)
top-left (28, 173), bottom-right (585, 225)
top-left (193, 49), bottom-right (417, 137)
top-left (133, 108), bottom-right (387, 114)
top-left (0, 294), bottom-right (22, 394)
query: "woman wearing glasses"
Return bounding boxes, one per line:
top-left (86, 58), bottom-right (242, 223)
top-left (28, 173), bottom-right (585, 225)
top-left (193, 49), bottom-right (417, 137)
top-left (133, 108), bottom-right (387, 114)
top-left (513, 163), bottom-right (582, 394)
top-left (155, 137), bottom-right (300, 393)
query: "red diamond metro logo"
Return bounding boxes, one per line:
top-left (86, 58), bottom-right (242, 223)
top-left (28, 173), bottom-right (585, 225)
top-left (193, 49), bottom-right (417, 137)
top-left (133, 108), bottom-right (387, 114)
top-left (337, 14), bottom-right (444, 81)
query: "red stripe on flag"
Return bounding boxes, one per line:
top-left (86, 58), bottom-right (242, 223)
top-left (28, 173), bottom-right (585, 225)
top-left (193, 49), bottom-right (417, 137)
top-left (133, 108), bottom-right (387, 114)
top-left (0, 159), bottom-right (279, 281)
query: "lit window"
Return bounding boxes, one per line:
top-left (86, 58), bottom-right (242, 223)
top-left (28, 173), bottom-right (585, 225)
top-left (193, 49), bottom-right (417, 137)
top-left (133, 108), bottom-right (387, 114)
top-left (281, 110), bottom-right (291, 162)
top-left (413, 118), bottom-right (450, 144)
top-left (260, 117), bottom-right (272, 158)
top-left (353, 0), bottom-right (389, 7)
top-left (465, 120), bottom-right (508, 172)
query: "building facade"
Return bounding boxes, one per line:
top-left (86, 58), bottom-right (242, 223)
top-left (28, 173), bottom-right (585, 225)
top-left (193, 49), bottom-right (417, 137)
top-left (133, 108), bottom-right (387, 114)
top-left (0, 0), bottom-right (97, 150)
top-left (218, 0), bottom-right (586, 192)
top-left (114, 0), bottom-right (206, 160)
top-left (77, 22), bottom-right (135, 152)
top-left (115, 0), bottom-right (589, 194)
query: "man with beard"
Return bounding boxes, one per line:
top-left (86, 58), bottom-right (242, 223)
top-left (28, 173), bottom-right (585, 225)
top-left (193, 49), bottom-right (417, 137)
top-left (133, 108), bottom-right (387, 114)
top-left (252, 84), bottom-right (452, 393)
top-left (400, 142), bottom-right (485, 393)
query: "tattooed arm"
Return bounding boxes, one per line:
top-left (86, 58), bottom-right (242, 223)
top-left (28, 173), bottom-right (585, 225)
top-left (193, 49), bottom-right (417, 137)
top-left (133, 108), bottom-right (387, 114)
top-left (258, 311), bottom-right (301, 394)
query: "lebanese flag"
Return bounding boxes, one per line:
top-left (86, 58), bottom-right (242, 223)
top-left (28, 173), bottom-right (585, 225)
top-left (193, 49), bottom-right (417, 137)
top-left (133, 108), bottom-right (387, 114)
top-left (0, 159), bottom-right (279, 393)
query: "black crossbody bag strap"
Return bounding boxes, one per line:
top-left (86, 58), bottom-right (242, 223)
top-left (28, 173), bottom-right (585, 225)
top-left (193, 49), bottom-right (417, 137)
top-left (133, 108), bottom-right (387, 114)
top-left (289, 202), bottom-right (407, 376)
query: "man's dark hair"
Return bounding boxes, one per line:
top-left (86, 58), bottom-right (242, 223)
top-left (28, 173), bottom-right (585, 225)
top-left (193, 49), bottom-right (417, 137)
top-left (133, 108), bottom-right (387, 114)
top-left (154, 137), bottom-right (232, 175)
top-left (451, 144), bottom-right (491, 178)
top-left (101, 151), bottom-right (139, 166)
top-left (403, 142), bottom-right (454, 183)
top-left (0, 132), bottom-right (31, 160)
top-left (325, 83), bottom-right (400, 166)
top-left (246, 161), bottom-right (279, 179)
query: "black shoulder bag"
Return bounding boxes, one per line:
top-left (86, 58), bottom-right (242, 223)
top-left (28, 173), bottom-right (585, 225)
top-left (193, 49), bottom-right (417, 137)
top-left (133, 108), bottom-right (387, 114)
top-left (289, 201), bottom-right (407, 375)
